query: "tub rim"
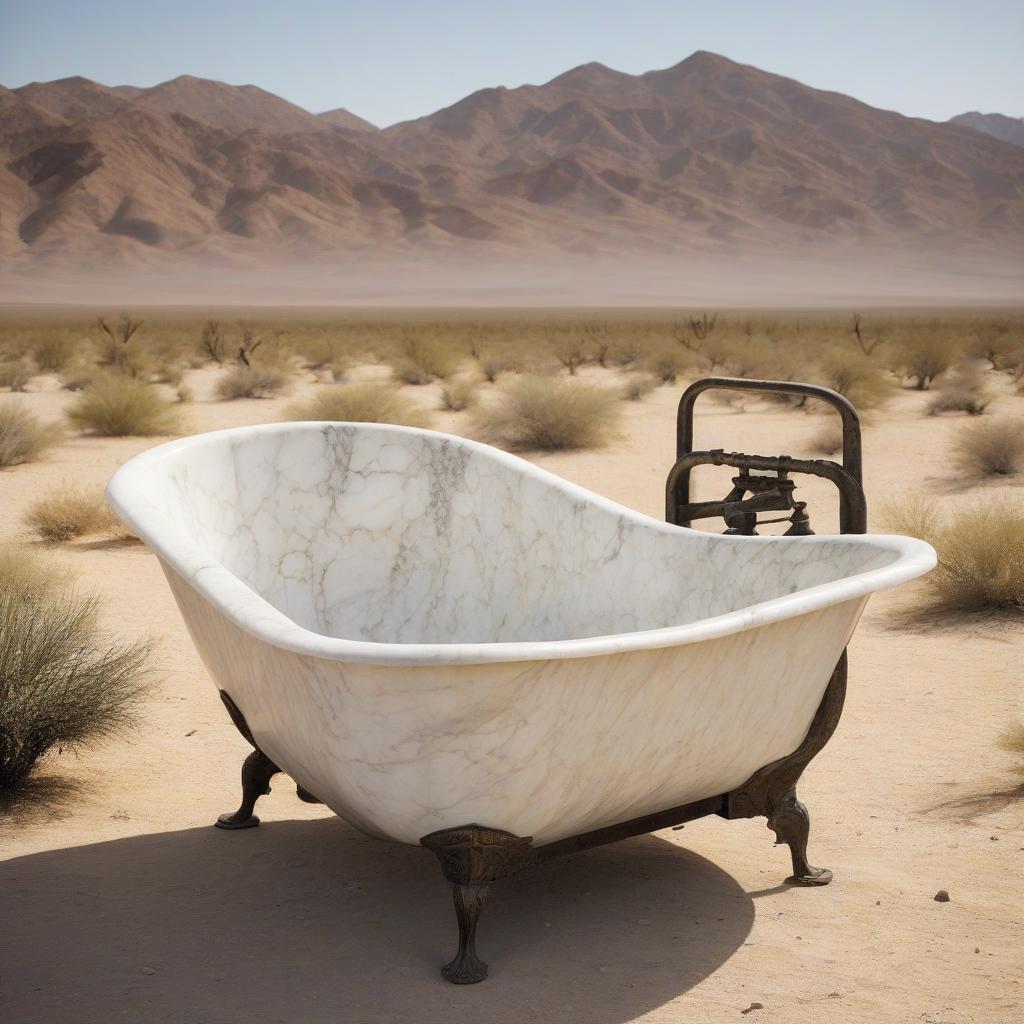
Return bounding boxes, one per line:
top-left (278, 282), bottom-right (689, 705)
top-left (106, 421), bottom-right (936, 667)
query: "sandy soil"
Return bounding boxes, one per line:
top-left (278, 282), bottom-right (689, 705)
top-left (1, 364), bottom-right (1021, 1024)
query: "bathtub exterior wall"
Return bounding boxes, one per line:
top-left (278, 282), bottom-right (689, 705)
top-left (166, 563), bottom-right (865, 847)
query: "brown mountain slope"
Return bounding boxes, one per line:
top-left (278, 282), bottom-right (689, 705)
top-left (132, 75), bottom-right (329, 134)
top-left (318, 107), bottom-right (378, 132)
top-left (3, 52), bottom-right (1023, 271)
top-left (14, 76), bottom-right (128, 120)
top-left (950, 112), bottom-right (1024, 148)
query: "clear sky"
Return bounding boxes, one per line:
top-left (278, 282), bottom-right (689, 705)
top-left (2, 1), bottom-right (1021, 128)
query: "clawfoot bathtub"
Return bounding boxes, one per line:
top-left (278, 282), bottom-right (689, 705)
top-left (107, 398), bottom-right (934, 983)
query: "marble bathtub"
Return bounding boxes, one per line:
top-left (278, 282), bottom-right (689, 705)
top-left (107, 421), bottom-right (934, 981)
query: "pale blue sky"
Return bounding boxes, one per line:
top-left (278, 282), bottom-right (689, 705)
top-left (2, 1), bottom-right (1021, 127)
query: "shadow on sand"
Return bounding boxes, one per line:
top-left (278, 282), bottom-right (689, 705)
top-left (2, 816), bottom-right (756, 1024)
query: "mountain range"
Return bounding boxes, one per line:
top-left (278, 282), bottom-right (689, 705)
top-left (2, 53), bottom-right (1023, 276)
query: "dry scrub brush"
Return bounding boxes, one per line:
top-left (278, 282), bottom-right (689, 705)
top-left (927, 362), bottom-right (992, 416)
top-left (996, 721), bottom-right (1024, 776)
top-left (621, 374), bottom-right (658, 401)
top-left (475, 375), bottom-right (620, 451)
top-left (0, 359), bottom-right (33, 392)
top-left (883, 496), bottom-right (1024, 612)
top-left (68, 377), bottom-right (181, 437)
top-left (440, 378), bottom-right (478, 412)
top-left (216, 365), bottom-right (288, 401)
top-left (0, 403), bottom-right (63, 469)
top-left (953, 418), bottom-right (1024, 477)
top-left (287, 384), bottom-right (432, 428)
top-left (24, 486), bottom-right (118, 543)
top-left (0, 546), bottom-right (152, 797)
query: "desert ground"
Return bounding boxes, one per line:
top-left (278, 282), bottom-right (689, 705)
top-left (0, 309), bottom-right (1021, 1024)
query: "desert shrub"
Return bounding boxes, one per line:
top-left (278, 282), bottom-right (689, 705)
top-left (440, 378), bottom-right (478, 412)
top-left (0, 548), bottom-right (151, 796)
top-left (216, 365), bottom-right (287, 400)
top-left (479, 354), bottom-right (509, 383)
top-left (552, 335), bottom-right (587, 376)
top-left (611, 340), bottom-right (643, 367)
top-left (996, 721), bottom-right (1024, 775)
top-left (953, 418), bottom-right (1024, 477)
top-left (24, 486), bottom-right (116, 543)
top-left (287, 384), bottom-right (432, 428)
top-left (928, 388), bottom-right (990, 416)
top-left (808, 423), bottom-right (844, 456)
top-left (926, 362), bottom-right (991, 416)
top-left (199, 320), bottom-right (227, 364)
top-left (816, 351), bottom-right (890, 410)
top-left (32, 334), bottom-right (75, 373)
top-left (621, 374), bottom-right (657, 401)
top-left (389, 336), bottom-right (459, 383)
top-left (895, 332), bottom-right (958, 390)
top-left (95, 314), bottom-right (144, 371)
top-left (68, 378), bottom-right (181, 437)
top-left (0, 403), bottom-right (63, 469)
top-left (647, 349), bottom-right (685, 384)
top-left (0, 359), bottom-right (33, 392)
top-left (476, 375), bottom-right (620, 451)
top-left (392, 360), bottom-right (432, 385)
top-left (883, 497), bottom-right (1024, 611)
top-left (61, 367), bottom-right (95, 392)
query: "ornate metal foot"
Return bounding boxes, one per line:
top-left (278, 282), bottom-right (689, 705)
top-left (724, 653), bottom-right (846, 885)
top-left (443, 883), bottom-right (490, 984)
top-left (768, 787), bottom-right (832, 886)
top-left (215, 748), bottom-right (280, 829)
top-left (214, 690), bottom-right (281, 829)
top-left (421, 824), bottom-right (535, 985)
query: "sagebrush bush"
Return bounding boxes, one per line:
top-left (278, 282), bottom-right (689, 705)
top-left (24, 486), bottom-right (116, 543)
top-left (928, 388), bottom-right (990, 416)
top-left (895, 333), bottom-right (959, 390)
top-left (953, 418), bottom-right (1024, 477)
top-left (622, 374), bottom-right (657, 401)
top-left (216, 365), bottom-right (287, 400)
top-left (389, 336), bottom-right (459, 383)
top-left (0, 547), bottom-right (151, 796)
top-left (996, 721), bottom-right (1024, 775)
top-left (287, 384), bottom-right (432, 428)
top-left (927, 362), bottom-right (991, 416)
top-left (32, 333), bottom-right (75, 373)
top-left (816, 351), bottom-right (891, 410)
top-left (809, 423), bottom-right (844, 456)
top-left (883, 497), bottom-right (1024, 611)
top-left (68, 377), bottom-right (181, 436)
top-left (647, 349), bottom-right (685, 384)
top-left (440, 378), bottom-right (478, 412)
top-left (479, 354), bottom-right (509, 383)
top-left (0, 360), bottom-right (33, 392)
top-left (0, 403), bottom-right (63, 469)
top-left (475, 375), bottom-right (620, 451)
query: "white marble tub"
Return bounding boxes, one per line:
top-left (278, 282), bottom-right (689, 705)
top-left (107, 421), bottom-right (934, 982)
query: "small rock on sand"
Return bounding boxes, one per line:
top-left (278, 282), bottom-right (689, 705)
top-left (934, 890), bottom-right (951, 903)
top-left (740, 1003), bottom-right (764, 1015)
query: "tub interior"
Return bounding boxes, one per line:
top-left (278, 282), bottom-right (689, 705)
top-left (148, 425), bottom-right (898, 644)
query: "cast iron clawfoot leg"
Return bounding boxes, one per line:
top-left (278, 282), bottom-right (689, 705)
top-left (214, 690), bottom-right (281, 830)
top-left (767, 786), bottom-right (831, 885)
top-left (421, 825), bottom-right (536, 984)
top-left (724, 652), bottom-right (847, 885)
top-left (444, 883), bottom-right (490, 984)
top-left (216, 748), bottom-right (281, 830)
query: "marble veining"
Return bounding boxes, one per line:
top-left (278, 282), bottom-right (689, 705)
top-left (107, 423), bottom-right (934, 844)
